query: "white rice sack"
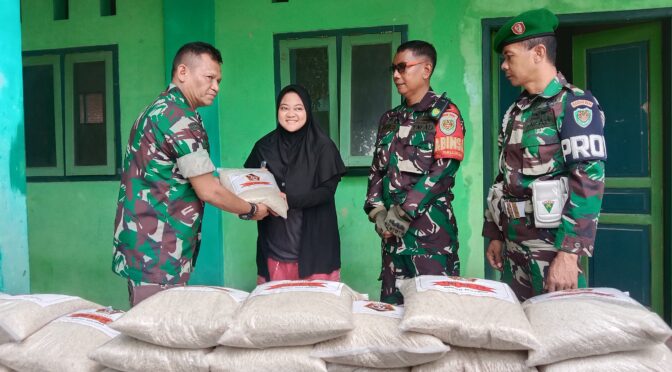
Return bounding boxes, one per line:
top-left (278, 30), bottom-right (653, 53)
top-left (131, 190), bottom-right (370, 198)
top-left (412, 346), bottom-right (536, 372)
top-left (538, 343), bottom-right (672, 372)
top-left (0, 307), bottom-right (123, 372)
top-left (208, 345), bottom-right (326, 372)
top-left (524, 288), bottom-right (672, 366)
top-left (398, 276), bottom-right (539, 350)
top-left (219, 280), bottom-right (356, 348)
top-left (313, 301), bottom-right (448, 368)
top-left (0, 293), bottom-right (100, 342)
top-left (88, 335), bottom-right (210, 372)
top-left (328, 363), bottom-right (410, 372)
top-left (218, 168), bottom-right (289, 218)
top-left (110, 286), bottom-right (248, 348)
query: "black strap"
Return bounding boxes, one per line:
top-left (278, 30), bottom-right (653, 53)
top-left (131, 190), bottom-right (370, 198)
top-left (429, 92), bottom-right (452, 120)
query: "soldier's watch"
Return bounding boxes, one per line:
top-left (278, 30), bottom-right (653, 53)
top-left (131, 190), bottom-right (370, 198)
top-left (238, 203), bottom-right (257, 220)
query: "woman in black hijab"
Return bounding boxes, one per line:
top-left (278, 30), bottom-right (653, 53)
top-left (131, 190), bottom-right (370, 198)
top-left (245, 84), bottom-right (346, 283)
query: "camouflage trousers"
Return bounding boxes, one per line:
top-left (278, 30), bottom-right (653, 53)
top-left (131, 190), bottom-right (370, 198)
top-left (380, 250), bottom-right (460, 305)
top-left (500, 216), bottom-right (585, 301)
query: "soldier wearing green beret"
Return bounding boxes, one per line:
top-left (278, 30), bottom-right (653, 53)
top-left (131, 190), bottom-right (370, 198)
top-left (483, 9), bottom-right (607, 301)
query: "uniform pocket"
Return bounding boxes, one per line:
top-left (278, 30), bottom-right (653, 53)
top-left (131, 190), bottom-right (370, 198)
top-left (401, 130), bottom-right (433, 174)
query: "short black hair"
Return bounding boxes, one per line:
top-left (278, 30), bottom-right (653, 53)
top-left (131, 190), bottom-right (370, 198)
top-left (396, 40), bottom-right (437, 76)
top-left (521, 35), bottom-right (557, 65)
top-left (171, 41), bottom-right (222, 77)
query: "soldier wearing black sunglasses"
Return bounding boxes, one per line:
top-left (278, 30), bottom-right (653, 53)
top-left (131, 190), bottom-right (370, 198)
top-left (365, 40), bottom-right (467, 304)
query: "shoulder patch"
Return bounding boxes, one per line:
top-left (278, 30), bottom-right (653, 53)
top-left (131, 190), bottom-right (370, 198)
top-left (439, 111), bottom-right (459, 135)
top-left (434, 106), bottom-right (465, 160)
top-left (560, 92), bottom-right (606, 164)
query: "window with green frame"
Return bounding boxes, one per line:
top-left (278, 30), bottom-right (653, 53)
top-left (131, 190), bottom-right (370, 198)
top-left (276, 27), bottom-right (405, 167)
top-left (22, 47), bottom-right (119, 179)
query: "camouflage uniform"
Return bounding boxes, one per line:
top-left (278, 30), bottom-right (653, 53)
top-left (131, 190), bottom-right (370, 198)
top-left (365, 90), bottom-right (466, 304)
top-left (483, 73), bottom-right (606, 300)
top-left (113, 85), bottom-right (214, 286)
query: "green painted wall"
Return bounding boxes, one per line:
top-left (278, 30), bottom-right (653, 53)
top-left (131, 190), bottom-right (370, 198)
top-left (214, 0), bottom-right (672, 299)
top-left (15, 0), bottom-right (672, 307)
top-left (0, 0), bottom-right (30, 294)
top-left (21, 0), bottom-right (165, 309)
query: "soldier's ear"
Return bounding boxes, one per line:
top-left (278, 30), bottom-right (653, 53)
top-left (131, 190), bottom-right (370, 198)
top-left (423, 63), bottom-right (433, 80)
top-left (175, 63), bottom-right (189, 83)
top-left (533, 44), bottom-right (547, 63)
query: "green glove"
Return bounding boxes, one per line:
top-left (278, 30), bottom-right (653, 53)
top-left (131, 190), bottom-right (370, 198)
top-left (384, 204), bottom-right (411, 238)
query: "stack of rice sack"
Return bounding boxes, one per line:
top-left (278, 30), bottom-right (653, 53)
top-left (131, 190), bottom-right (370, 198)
top-left (312, 300), bottom-right (449, 371)
top-left (0, 292), bottom-right (121, 371)
top-left (89, 286), bottom-right (248, 372)
top-left (397, 276), bottom-right (539, 372)
top-left (523, 288), bottom-right (672, 371)
top-left (212, 280), bottom-right (360, 371)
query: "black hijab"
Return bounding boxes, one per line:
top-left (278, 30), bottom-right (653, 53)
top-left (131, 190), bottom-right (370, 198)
top-left (245, 84), bottom-right (346, 279)
top-left (246, 84), bottom-right (346, 195)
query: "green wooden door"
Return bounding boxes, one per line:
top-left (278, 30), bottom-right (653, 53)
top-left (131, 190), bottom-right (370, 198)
top-left (573, 22), bottom-right (663, 314)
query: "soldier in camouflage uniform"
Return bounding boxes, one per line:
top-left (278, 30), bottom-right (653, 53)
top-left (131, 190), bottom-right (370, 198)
top-left (113, 42), bottom-right (268, 306)
top-left (364, 41), bottom-right (466, 304)
top-left (484, 9), bottom-right (606, 301)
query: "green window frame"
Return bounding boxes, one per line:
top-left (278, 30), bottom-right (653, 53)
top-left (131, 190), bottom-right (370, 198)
top-left (23, 55), bottom-right (64, 177)
top-left (275, 26), bottom-right (406, 169)
top-left (64, 51), bottom-right (116, 176)
top-left (340, 33), bottom-right (401, 167)
top-left (22, 47), bottom-right (119, 180)
top-left (279, 37), bottom-right (339, 143)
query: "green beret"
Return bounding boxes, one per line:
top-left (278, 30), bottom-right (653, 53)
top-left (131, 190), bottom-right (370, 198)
top-left (494, 8), bottom-right (558, 53)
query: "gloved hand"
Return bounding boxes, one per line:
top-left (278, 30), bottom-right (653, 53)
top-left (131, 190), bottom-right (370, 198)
top-left (374, 209), bottom-right (388, 238)
top-left (384, 204), bottom-right (411, 238)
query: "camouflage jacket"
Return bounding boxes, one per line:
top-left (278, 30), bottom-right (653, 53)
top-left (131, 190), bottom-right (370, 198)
top-left (483, 73), bottom-right (606, 256)
top-left (112, 85), bottom-right (211, 284)
top-left (365, 90), bottom-right (466, 255)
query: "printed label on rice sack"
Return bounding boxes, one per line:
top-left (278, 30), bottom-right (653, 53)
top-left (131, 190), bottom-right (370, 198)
top-left (251, 280), bottom-right (344, 297)
top-left (55, 307), bottom-right (125, 338)
top-left (169, 286), bottom-right (249, 302)
top-left (415, 276), bottom-right (518, 304)
top-left (0, 293), bottom-right (80, 307)
top-left (228, 170), bottom-right (278, 195)
top-left (525, 287), bottom-right (639, 305)
top-left (353, 300), bottom-right (404, 319)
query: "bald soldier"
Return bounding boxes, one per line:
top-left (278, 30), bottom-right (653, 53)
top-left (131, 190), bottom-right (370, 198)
top-left (483, 9), bottom-right (607, 300)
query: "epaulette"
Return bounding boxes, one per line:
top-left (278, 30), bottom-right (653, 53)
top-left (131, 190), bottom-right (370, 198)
top-left (429, 93), bottom-right (452, 120)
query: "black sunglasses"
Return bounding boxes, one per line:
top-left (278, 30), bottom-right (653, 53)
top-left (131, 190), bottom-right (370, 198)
top-left (389, 60), bottom-right (425, 74)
